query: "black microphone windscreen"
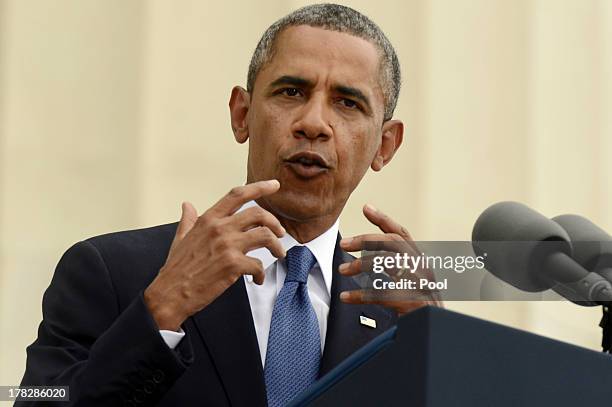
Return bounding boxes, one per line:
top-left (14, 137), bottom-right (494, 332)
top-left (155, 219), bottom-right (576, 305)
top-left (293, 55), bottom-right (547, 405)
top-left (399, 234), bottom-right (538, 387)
top-left (552, 214), bottom-right (612, 277)
top-left (472, 201), bottom-right (571, 243)
top-left (472, 201), bottom-right (572, 292)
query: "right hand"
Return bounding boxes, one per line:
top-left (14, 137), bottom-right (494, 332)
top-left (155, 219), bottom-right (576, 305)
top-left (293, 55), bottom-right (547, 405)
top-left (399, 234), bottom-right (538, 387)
top-left (144, 180), bottom-right (286, 331)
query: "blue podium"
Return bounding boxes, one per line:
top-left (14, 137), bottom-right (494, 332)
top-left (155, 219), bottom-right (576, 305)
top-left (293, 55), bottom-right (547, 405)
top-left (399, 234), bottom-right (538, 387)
top-left (291, 306), bottom-right (612, 406)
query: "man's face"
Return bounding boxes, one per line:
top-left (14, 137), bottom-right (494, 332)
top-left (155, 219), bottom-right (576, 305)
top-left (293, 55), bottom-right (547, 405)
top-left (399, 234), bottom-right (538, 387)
top-left (237, 25), bottom-right (390, 222)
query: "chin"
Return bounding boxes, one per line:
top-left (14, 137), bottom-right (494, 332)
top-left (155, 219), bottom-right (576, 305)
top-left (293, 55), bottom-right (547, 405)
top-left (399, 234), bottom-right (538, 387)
top-left (262, 191), bottom-right (331, 223)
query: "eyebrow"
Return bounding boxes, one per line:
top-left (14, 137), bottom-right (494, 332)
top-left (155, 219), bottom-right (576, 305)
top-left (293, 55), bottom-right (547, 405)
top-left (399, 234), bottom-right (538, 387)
top-left (268, 75), bottom-right (313, 89)
top-left (333, 84), bottom-right (372, 112)
top-left (268, 75), bottom-right (372, 112)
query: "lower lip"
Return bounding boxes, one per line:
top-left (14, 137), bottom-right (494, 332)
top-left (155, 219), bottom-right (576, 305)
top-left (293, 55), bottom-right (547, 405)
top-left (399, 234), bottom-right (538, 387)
top-left (284, 162), bottom-right (328, 179)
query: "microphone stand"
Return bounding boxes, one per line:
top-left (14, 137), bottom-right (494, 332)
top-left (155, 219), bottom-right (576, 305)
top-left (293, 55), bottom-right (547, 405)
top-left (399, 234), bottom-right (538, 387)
top-left (554, 280), bottom-right (612, 352)
top-left (600, 304), bottom-right (612, 353)
top-left (554, 285), bottom-right (612, 353)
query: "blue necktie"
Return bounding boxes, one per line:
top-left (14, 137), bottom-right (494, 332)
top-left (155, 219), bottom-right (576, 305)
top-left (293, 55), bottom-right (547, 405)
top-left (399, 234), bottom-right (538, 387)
top-left (264, 246), bottom-right (321, 407)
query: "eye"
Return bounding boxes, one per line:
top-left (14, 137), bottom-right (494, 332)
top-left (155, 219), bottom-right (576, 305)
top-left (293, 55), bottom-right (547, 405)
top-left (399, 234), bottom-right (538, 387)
top-left (280, 88), bottom-right (302, 97)
top-left (339, 98), bottom-right (359, 110)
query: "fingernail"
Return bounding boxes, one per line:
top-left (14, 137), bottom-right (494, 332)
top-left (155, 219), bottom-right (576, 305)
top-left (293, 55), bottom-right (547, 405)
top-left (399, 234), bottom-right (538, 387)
top-left (340, 237), bottom-right (352, 246)
top-left (339, 263), bottom-right (349, 273)
top-left (280, 227), bottom-right (286, 235)
top-left (340, 292), bottom-right (349, 301)
top-left (267, 179), bottom-right (280, 187)
top-left (365, 203), bottom-right (377, 212)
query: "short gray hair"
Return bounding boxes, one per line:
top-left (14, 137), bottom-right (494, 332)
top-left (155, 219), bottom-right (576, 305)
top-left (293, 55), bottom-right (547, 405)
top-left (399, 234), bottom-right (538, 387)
top-left (247, 3), bottom-right (401, 121)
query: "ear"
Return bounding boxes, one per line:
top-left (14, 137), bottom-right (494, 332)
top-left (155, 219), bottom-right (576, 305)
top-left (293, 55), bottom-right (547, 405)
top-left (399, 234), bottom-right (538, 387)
top-left (229, 86), bottom-right (250, 144)
top-left (371, 120), bottom-right (404, 171)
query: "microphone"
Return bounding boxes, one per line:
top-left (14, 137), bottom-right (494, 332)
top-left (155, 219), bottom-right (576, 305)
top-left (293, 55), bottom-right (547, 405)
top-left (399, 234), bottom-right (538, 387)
top-left (552, 214), bottom-right (612, 282)
top-left (472, 201), bottom-right (612, 303)
top-left (551, 214), bottom-right (612, 305)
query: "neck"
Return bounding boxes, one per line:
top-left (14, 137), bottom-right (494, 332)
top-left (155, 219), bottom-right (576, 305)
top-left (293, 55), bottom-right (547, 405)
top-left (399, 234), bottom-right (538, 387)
top-left (279, 213), bottom-right (338, 244)
top-left (254, 198), bottom-right (339, 244)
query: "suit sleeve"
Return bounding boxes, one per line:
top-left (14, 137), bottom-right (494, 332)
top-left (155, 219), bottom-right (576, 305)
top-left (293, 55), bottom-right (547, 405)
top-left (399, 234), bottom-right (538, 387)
top-left (18, 240), bottom-right (194, 407)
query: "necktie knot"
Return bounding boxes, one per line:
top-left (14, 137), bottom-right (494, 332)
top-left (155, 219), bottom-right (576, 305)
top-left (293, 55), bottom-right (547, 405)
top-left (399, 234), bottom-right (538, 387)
top-left (285, 246), bottom-right (316, 284)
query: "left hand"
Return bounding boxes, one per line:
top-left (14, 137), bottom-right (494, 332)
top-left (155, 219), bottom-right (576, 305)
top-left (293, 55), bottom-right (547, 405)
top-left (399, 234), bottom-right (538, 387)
top-left (338, 204), bottom-right (443, 316)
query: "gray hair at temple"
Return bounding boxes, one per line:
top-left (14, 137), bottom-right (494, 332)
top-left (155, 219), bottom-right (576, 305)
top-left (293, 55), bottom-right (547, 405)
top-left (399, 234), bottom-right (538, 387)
top-left (246, 3), bottom-right (401, 122)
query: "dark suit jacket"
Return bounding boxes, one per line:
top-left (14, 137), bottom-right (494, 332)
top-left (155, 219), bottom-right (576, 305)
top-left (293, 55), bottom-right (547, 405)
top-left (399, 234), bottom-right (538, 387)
top-left (19, 222), bottom-right (397, 406)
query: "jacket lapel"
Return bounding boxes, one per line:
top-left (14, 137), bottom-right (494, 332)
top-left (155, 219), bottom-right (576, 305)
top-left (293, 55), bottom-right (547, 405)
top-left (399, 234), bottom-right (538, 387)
top-left (191, 277), bottom-right (267, 407)
top-left (187, 234), bottom-right (397, 404)
top-left (319, 235), bottom-right (397, 376)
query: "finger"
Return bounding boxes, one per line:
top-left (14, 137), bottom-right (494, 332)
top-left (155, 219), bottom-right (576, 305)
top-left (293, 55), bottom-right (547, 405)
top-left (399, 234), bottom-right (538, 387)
top-left (232, 206), bottom-right (285, 237)
top-left (362, 204), bottom-right (407, 236)
top-left (340, 289), bottom-right (395, 304)
top-left (170, 201), bottom-right (198, 253)
top-left (208, 180), bottom-right (280, 217)
top-left (242, 256), bottom-right (265, 285)
top-left (338, 258), bottom-right (362, 277)
top-left (339, 254), bottom-right (420, 278)
top-left (338, 255), bottom-right (386, 277)
top-left (363, 205), bottom-right (418, 252)
top-left (340, 289), bottom-right (433, 305)
top-left (177, 202), bottom-right (198, 240)
top-left (340, 233), bottom-right (409, 252)
top-left (240, 226), bottom-right (286, 259)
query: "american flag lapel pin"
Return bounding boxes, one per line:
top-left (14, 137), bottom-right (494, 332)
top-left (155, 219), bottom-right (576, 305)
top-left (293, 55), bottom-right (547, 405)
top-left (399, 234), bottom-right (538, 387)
top-left (359, 315), bottom-right (377, 329)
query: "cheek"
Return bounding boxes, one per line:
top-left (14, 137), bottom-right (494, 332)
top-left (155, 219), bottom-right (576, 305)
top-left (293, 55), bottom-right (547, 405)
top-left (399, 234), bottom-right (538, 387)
top-left (335, 125), bottom-right (379, 186)
top-left (249, 105), bottom-right (283, 154)
top-left (247, 104), bottom-right (296, 183)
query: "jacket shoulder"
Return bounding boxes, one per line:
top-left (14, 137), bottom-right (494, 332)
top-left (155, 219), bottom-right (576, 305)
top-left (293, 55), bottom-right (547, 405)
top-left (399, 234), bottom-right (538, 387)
top-left (85, 222), bottom-right (178, 252)
top-left (81, 222), bottom-right (179, 302)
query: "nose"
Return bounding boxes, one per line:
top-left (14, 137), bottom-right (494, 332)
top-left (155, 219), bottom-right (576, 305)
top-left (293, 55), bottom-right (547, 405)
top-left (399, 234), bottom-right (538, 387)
top-left (291, 94), bottom-right (333, 141)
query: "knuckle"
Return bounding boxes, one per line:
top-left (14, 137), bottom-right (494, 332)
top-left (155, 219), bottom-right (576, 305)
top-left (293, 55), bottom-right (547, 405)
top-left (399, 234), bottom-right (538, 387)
top-left (229, 186), bottom-right (245, 199)
top-left (221, 273), bottom-right (238, 287)
top-left (208, 219), bottom-right (224, 237)
top-left (252, 258), bottom-right (263, 271)
top-left (197, 213), bottom-right (212, 228)
top-left (253, 207), bottom-right (266, 222)
top-left (222, 250), bottom-right (241, 267)
top-left (262, 228), bottom-right (276, 243)
top-left (215, 235), bottom-right (230, 251)
top-left (258, 208), bottom-right (273, 221)
top-left (252, 226), bottom-right (265, 238)
top-left (401, 227), bottom-right (413, 240)
top-left (267, 215), bottom-right (281, 230)
top-left (179, 281), bottom-right (193, 301)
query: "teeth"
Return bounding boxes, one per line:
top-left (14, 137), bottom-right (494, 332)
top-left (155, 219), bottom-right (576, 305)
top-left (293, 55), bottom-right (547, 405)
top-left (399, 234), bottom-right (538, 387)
top-left (298, 157), bottom-right (315, 165)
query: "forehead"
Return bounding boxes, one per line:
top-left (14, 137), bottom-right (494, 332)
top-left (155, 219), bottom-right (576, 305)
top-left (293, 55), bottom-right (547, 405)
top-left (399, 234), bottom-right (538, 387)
top-left (258, 26), bottom-right (384, 103)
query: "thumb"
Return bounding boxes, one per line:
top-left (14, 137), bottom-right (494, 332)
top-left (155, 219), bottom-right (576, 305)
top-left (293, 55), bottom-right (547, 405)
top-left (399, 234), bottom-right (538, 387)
top-left (177, 201), bottom-right (198, 239)
top-left (170, 201), bottom-right (198, 252)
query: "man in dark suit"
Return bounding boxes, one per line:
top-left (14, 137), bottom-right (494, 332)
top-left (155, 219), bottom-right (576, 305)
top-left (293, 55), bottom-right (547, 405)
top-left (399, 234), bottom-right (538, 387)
top-left (20, 4), bottom-right (437, 406)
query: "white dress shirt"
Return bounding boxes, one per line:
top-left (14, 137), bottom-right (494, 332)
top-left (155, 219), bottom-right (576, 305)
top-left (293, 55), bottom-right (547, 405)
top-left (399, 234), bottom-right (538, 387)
top-left (159, 200), bottom-right (339, 367)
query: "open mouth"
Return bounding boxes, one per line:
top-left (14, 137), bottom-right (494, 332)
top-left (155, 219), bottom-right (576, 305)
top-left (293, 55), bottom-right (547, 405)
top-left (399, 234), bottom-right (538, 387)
top-left (284, 151), bottom-right (330, 178)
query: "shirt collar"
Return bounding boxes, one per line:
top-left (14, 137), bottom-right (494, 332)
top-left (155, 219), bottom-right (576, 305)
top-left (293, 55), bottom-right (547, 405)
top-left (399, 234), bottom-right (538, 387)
top-left (239, 200), bottom-right (339, 294)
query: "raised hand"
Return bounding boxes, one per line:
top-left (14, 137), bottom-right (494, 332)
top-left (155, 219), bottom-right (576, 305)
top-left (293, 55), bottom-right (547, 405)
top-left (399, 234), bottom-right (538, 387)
top-left (144, 180), bottom-right (286, 331)
top-left (338, 204), bottom-right (443, 316)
